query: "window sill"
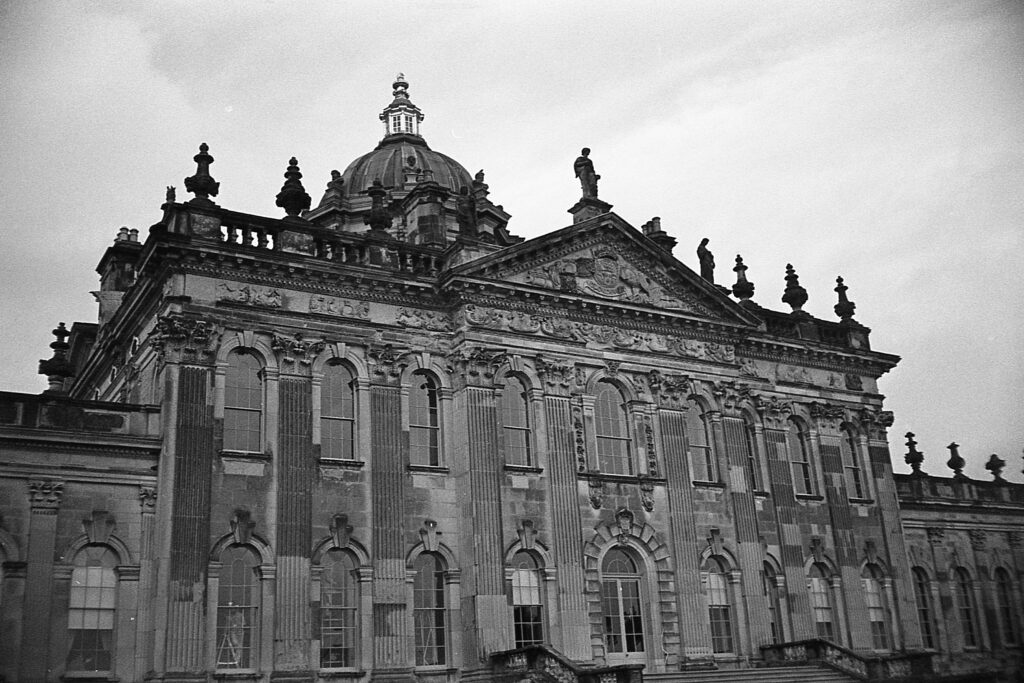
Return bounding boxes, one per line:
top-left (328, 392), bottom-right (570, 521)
top-left (319, 458), bottom-right (365, 469)
top-left (408, 464), bottom-right (450, 475)
top-left (796, 493), bottom-right (825, 502)
top-left (848, 497), bottom-right (874, 505)
top-left (579, 471), bottom-right (667, 485)
top-left (62, 673), bottom-right (117, 682)
top-left (753, 490), bottom-right (771, 497)
top-left (505, 464), bottom-right (543, 474)
top-left (219, 450), bottom-right (270, 461)
top-left (693, 480), bottom-right (726, 489)
top-left (213, 672), bottom-right (260, 680)
top-left (317, 669), bottom-right (366, 679)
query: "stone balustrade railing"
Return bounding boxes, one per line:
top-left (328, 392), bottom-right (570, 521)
top-left (761, 639), bottom-right (937, 681)
top-left (490, 645), bottom-right (644, 683)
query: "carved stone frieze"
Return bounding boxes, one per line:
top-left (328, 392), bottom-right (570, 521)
top-left (809, 402), bottom-right (846, 428)
top-left (643, 415), bottom-right (658, 477)
top-left (926, 527), bottom-right (945, 545)
top-left (217, 282), bottom-right (282, 308)
top-left (738, 358), bottom-right (770, 380)
top-left (398, 308), bottom-right (452, 332)
top-left (366, 342), bottom-right (408, 383)
top-left (777, 364), bottom-right (814, 385)
top-left (309, 295), bottom-right (369, 319)
top-left (148, 314), bottom-right (221, 365)
top-left (968, 529), bottom-right (987, 552)
top-left (714, 381), bottom-right (753, 417)
top-left (29, 480), bottom-right (64, 510)
top-left (845, 374), bottom-right (864, 391)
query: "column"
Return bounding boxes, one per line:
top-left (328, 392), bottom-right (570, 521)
top-left (135, 486), bottom-right (158, 681)
top-left (20, 479), bottom-right (63, 682)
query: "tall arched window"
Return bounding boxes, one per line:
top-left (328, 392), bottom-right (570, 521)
top-left (409, 373), bottom-right (441, 466)
top-left (764, 562), bottom-right (782, 644)
top-left (704, 557), bottom-right (734, 654)
top-left (787, 419), bottom-right (815, 495)
top-left (321, 364), bottom-right (356, 460)
top-left (224, 350), bottom-right (263, 452)
top-left (840, 427), bottom-right (866, 499)
top-left (511, 550), bottom-right (544, 646)
top-left (320, 549), bottom-right (358, 669)
top-left (685, 399), bottom-right (716, 482)
top-left (861, 564), bottom-right (889, 650)
top-left (808, 563), bottom-right (834, 639)
top-left (500, 376), bottom-right (532, 466)
top-left (595, 382), bottom-right (632, 475)
top-left (67, 545), bottom-right (118, 673)
top-left (413, 552), bottom-right (447, 666)
top-left (912, 567), bottom-right (936, 649)
top-left (601, 548), bottom-right (645, 655)
top-left (995, 567), bottom-right (1017, 645)
top-left (216, 546), bottom-right (260, 669)
top-left (954, 567), bottom-right (978, 648)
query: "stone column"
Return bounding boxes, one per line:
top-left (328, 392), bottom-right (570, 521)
top-left (0, 560), bottom-right (26, 681)
top-left (134, 486), bottom-right (158, 681)
top-left (19, 479), bottom-right (63, 682)
top-left (537, 358), bottom-right (590, 660)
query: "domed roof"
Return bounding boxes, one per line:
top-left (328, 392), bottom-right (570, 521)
top-left (341, 135), bottom-right (473, 196)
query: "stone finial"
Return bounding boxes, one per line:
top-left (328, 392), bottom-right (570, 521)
top-left (904, 432), bottom-right (925, 475)
top-left (834, 276), bottom-right (857, 323)
top-left (985, 453), bottom-right (1006, 481)
top-left (946, 442), bottom-right (966, 478)
top-left (275, 157), bottom-right (311, 219)
top-left (38, 322), bottom-right (73, 393)
top-left (732, 255), bottom-right (755, 302)
top-left (183, 142), bottom-right (220, 206)
top-left (165, 186), bottom-right (176, 203)
top-left (782, 263), bottom-right (809, 315)
top-left (363, 178), bottom-right (391, 235)
top-left (393, 72), bottom-right (409, 98)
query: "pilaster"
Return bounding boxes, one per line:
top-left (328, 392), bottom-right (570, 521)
top-left (20, 479), bottom-right (63, 682)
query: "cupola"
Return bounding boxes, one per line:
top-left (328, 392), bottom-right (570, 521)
top-left (379, 73), bottom-right (424, 139)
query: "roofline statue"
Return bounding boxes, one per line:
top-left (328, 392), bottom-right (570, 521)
top-left (574, 147), bottom-right (600, 199)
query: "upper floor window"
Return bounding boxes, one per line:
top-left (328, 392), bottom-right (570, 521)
top-left (409, 373), bottom-right (441, 466)
top-left (595, 381), bottom-right (632, 475)
top-left (861, 564), bottom-right (889, 650)
top-left (912, 567), bottom-right (936, 649)
top-left (391, 114), bottom-right (401, 134)
top-left (412, 552), bottom-right (447, 666)
top-left (320, 549), bottom-right (358, 669)
top-left (601, 548), bottom-right (645, 655)
top-left (67, 545), bottom-right (118, 673)
top-left (704, 557), bottom-right (734, 654)
top-left (808, 563), bottom-right (835, 639)
top-left (954, 567), bottom-right (979, 648)
top-left (224, 350), bottom-right (262, 452)
top-left (500, 376), bottom-right (532, 466)
top-left (840, 427), bottom-right (866, 498)
top-left (685, 400), bottom-right (716, 482)
top-left (995, 567), bottom-right (1017, 645)
top-left (787, 419), bottom-right (815, 495)
top-left (216, 546), bottom-right (260, 670)
top-left (322, 364), bottom-right (356, 460)
top-left (511, 550), bottom-right (544, 647)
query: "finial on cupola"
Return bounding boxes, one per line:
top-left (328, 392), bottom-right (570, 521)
top-left (782, 264), bottom-right (809, 315)
top-left (834, 276), bottom-right (857, 323)
top-left (184, 142), bottom-right (220, 206)
top-left (732, 255), bottom-right (755, 303)
top-left (985, 453), bottom-right (1006, 481)
top-left (946, 442), bottom-right (966, 478)
top-left (38, 322), bottom-right (74, 393)
top-left (904, 432), bottom-right (925, 475)
top-left (275, 157), bottom-right (311, 219)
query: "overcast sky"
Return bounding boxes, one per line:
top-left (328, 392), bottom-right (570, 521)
top-left (2, 1), bottom-right (1021, 481)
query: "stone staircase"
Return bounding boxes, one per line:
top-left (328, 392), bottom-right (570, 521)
top-left (645, 664), bottom-right (859, 682)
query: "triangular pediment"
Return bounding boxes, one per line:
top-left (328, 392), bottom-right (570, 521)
top-left (447, 213), bottom-right (759, 327)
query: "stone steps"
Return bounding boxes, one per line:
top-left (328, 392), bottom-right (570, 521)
top-left (645, 664), bottom-right (859, 683)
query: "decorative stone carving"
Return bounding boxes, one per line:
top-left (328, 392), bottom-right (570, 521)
top-left (809, 402), bottom-right (845, 427)
top-left (707, 528), bottom-right (724, 556)
top-left (926, 527), bottom-right (945, 545)
top-left (447, 346), bottom-right (506, 386)
top-left (139, 486), bottom-right (157, 510)
top-left (639, 477), bottom-right (655, 512)
top-left (863, 539), bottom-right (878, 563)
top-left (647, 370), bottom-right (691, 409)
top-left (715, 381), bottom-right (752, 417)
top-left (968, 529), bottom-right (986, 551)
top-left (643, 415), bottom-right (658, 477)
top-left (504, 311), bottom-right (542, 333)
top-left (809, 537), bottom-right (826, 563)
top-left (271, 332), bottom-right (325, 367)
top-left (588, 479), bottom-right (603, 509)
top-left (1008, 531), bottom-right (1023, 549)
top-left (517, 520), bottom-right (538, 550)
top-left (777, 364), bottom-right (814, 385)
top-left (535, 356), bottom-right (573, 396)
top-left (572, 402), bottom-right (587, 472)
top-left (28, 480), bottom-right (63, 509)
top-left (366, 342), bottom-right (407, 381)
top-left (330, 513), bottom-right (354, 549)
top-left (309, 295), bottom-right (369, 319)
top-left (398, 308), bottom-right (452, 332)
top-left (83, 510), bottom-right (115, 545)
top-left (615, 508), bottom-right (634, 543)
top-left (844, 374), bottom-right (864, 391)
top-left (148, 314), bottom-right (221, 364)
top-left (217, 282), bottom-right (282, 308)
top-left (738, 358), bottom-right (768, 380)
top-left (859, 408), bottom-right (894, 439)
top-left (419, 519), bottom-right (441, 552)
top-left (230, 509), bottom-right (256, 545)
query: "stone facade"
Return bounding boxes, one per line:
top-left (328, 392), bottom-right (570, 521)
top-left (0, 77), bottom-right (1020, 682)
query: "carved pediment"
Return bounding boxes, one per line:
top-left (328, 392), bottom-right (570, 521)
top-left (448, 217), bottom-right (758, 327)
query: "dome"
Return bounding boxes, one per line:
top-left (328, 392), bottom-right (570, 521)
top-left (341, 135), bottom-right (474, 196)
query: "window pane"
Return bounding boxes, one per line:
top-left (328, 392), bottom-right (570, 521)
top-left (501, 377), bottom-right (532, 466)
top-left (596, 383), bottom-right (631, 475)
top-left (410, 375), bottom-right (441, 466)
top-left (913, 568), bottom-right (936, 649)
top-left (685, 400), bottom-right (715, 481)
top-left (217, 547), bottom-right (259, 669)
top-left (67, 549), bottom-right (117, 672)
top-left (321, 550), bottom-right (357, 668)
top-left (413, 553), bottom-right (446, 665)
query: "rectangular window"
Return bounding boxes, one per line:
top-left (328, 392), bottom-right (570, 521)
top-left (686, 402), bottom-right (716, 482)
top-left (809, 577), bottom-right (834, 639)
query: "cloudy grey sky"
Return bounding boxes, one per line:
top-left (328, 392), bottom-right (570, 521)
top-left (2, 1), bottom-right (1021, 480)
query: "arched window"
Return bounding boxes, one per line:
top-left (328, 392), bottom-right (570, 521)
top-left (601, 548), bottom-right (644, 655)
top-left (500, 376), bottom-right (532, 466)
top-left (413, 552), bottom-right (447, 666)
top-left (954, 567), bottom-right (978, 648)
top-left (67, 545), bottom-right (118, 673)
top-left (995, 568), bottom-right (1017, 645)
top-left (840, 427), bottom-right (866, 499)
top-left (409, 373), bottom-right (441, 466)
top-left (764, 562), bottom-right (782, 644)
top-left (322, 364), bottom-right (356, 460)
top-left (912, 567), bottom-right (936, 649)
top-left (685, 399), bottom-right (716, 482)
top-left (216, 546), bottom-right (260, 669)
top-left (861, 564), bottom-right (889, 650)
top-left (224, 350), bottom-right (262, 452)
top-left (320, 549), bottom-right (358, 669)
top-left (704, 557), bottom-right (734, 654)
top-left (808, 563), bottom-right (834, 639)
top-left (595, 382), bottom-right (632, 475)
top-left (787, 419), bottom-right (815, 495)
top-left (745, 424), bottom-right (761, 492)
top-left (511, 551), bottom-right (544, 646)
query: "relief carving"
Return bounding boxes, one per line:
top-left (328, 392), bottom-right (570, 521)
top-left (29, 480), bottom-right (64, 509)
top-left (398, 308), bottom-right (452, 332)
top-left (639, 478), bottom-right (655, 512)
top-left (309, 295), bottom-right (369, 319)
top-left (588, 478), bottom-right (603, 509)
top-left (447, 346), bottom-right (506, 386)
top-left (754, 394), bottom-right (793, 428)
top-left (535, 356), bottom-right (573, 396)
top-left (648, 371), bottom-right (692, 409)
top-left (139, 486), bottom-right (157, 510)
top-left (715, 381), bottom-right (753, 416)
top-left (572, 402), bottom-right (587, 472)
top-left (272, 332), bottom-right (325, 367)
top-left (217, 282), bottom-right (281, 308)
top-left (149, 314), bottom-right (221, 364)
top-left (366, 342), bottom-right (408, 381)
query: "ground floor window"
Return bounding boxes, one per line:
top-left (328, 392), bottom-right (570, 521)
top-left (511, 550), bottom-right (544, 647)
top-left (601, 548), bottom-right (645, 654)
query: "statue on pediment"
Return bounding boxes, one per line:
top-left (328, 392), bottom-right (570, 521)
top-left (574, 148), bottom-right (600, 198)
top-left (698, 238), bottom-right (715, 283)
